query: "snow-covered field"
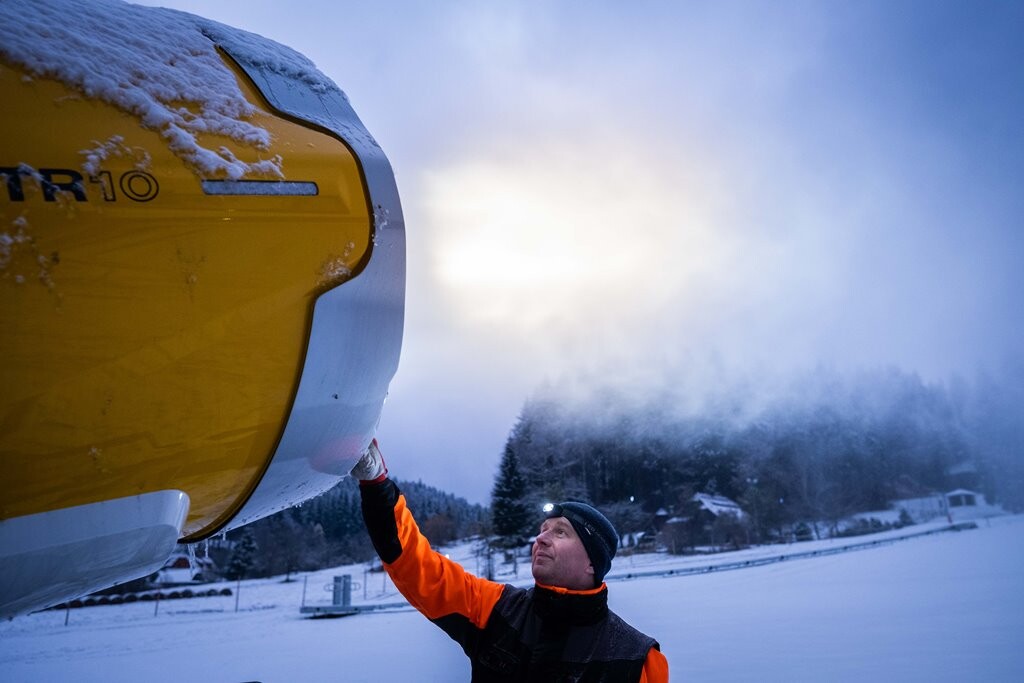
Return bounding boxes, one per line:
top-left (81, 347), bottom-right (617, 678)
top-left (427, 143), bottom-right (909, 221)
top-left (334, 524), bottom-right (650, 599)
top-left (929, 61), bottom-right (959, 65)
top-left (2, 516), bottom-right (1022, 682)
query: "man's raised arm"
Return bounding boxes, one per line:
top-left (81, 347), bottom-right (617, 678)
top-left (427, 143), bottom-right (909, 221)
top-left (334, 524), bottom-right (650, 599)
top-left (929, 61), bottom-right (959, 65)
top-left (351, 441), bottom-right (504, 628)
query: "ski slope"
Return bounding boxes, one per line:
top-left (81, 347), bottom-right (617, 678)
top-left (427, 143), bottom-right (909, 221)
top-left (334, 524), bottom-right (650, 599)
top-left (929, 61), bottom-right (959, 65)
top-left (1, 516), bottom-right (1022, 681)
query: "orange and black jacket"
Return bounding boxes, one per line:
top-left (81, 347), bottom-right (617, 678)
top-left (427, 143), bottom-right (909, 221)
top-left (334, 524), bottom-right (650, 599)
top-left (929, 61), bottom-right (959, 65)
top-left (360, 477), bottom-right (669, 682)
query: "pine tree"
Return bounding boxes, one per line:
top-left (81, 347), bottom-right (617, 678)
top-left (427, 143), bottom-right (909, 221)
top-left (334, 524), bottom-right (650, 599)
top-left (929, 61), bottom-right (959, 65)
top-left (225, 528), bottom-right (259, 580)
top-left (491, 443), bottom-right (531, 548)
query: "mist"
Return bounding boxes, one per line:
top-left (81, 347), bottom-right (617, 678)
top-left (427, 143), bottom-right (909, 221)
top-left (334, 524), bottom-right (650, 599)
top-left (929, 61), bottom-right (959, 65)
top-left (497, 361), bottom-right (1024, 542)
top-left (380, 1), bottom-right (1024, 503)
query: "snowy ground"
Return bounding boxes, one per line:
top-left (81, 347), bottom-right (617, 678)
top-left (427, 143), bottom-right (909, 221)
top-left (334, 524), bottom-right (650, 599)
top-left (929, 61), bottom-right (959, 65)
top-left (2, 515), bottom-right (1022, 682)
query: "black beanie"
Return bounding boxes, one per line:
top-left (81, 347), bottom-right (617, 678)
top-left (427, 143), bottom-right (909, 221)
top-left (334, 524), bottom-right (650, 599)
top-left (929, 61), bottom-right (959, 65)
top-left (544, 501), bottom-right (618, 585)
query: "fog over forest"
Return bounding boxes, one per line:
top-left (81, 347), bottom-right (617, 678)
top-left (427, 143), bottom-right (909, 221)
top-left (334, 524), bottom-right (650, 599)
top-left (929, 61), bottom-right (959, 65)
top-left (211, 358), bottom-right (1023, 579)
top-left (500, 358), bottom-right (1024, 539)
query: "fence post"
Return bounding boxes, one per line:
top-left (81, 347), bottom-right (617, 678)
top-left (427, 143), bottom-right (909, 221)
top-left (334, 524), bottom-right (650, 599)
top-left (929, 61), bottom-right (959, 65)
top-left (332, 575), bottom-right (352, 608)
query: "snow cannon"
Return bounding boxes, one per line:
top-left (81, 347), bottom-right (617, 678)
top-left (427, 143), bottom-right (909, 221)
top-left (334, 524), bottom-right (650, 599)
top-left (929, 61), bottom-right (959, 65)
top-left (0, 1), bottom-right (404, 618)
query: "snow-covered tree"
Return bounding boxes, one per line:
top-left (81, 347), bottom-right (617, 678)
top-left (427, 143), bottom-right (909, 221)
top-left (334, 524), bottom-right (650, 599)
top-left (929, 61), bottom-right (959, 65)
top-left (225, 528), bottom-right (259, 580)
top-left (491, 443), bottom-right (531, 548)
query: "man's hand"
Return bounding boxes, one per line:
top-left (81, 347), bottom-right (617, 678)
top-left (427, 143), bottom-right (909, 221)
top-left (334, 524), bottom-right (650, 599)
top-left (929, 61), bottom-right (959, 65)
top-left (350, 438), bottom-right (387, 482)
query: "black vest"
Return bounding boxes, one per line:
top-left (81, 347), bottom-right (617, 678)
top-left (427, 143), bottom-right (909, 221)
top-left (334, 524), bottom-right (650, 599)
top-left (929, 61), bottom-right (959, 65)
top-left (434, 583), bottom-right (658, 682)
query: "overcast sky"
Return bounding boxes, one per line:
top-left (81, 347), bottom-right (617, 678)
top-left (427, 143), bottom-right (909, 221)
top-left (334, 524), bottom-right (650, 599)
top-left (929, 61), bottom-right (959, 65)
top-left (136, 0), bottom-right (1024, 504)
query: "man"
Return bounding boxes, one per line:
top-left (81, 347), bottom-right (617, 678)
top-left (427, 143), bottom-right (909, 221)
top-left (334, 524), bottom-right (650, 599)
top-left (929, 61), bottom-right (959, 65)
top-left (352, 440), bottom-right (669, 681)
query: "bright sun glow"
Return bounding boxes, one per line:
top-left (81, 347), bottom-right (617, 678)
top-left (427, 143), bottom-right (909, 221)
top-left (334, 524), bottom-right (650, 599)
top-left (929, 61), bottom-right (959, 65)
top-left (422, 141), bottom-right (727, 338)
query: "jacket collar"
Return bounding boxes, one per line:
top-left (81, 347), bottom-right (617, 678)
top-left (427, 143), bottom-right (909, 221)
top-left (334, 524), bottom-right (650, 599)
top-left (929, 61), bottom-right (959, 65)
top-left (532, 582), bottom-right (609, 625)
top-left (535, 581), bottom-right (607, 596)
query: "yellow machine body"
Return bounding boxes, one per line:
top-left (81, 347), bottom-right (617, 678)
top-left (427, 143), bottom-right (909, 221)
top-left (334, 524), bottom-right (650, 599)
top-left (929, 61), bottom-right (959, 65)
top-left (1, 61), bottom-right (369, 536)
top-left (0, 4), bottom-right (405, 619)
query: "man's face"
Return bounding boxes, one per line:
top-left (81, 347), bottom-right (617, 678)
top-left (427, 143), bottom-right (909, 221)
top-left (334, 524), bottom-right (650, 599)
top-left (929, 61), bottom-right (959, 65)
top-left (531, 516), bottom-right (595, 590)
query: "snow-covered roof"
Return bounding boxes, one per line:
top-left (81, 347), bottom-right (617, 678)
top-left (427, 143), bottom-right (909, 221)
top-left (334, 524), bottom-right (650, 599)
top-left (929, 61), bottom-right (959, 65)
top-left (693, 493), bottom-right (746, 518)
top-left (0, 0), bottom-right (344, 179)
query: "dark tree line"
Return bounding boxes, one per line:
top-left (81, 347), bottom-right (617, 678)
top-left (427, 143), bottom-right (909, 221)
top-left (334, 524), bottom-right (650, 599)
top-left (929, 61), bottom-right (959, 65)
top-left (219, 476), bottom-right (487, 580)
top-left (491, 364), bottom-right (1024, 546)
top-left (216, 361), bottom-right (1024, 576)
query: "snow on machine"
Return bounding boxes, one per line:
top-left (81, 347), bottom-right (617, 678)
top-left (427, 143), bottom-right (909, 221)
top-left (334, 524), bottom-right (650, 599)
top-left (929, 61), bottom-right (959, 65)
top-left (0, 0), bottom-right (405, 618)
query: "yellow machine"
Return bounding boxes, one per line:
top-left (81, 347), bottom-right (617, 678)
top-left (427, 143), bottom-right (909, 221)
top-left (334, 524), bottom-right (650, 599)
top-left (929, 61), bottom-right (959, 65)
top-left (0, 2), bottom-right (404, 618)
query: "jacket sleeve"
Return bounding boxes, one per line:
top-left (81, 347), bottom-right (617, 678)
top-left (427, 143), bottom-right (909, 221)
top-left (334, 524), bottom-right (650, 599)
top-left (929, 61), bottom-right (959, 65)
top-left (359, 477), bottom-right (504, 629)
top-left (640, 645), bottom-right (669, 682)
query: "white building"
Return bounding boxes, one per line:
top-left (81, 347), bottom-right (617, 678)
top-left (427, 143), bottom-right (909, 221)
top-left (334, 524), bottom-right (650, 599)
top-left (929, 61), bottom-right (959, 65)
top-left (893, 489), bottom-right (1004, 524)
top-left (155, 552), bottom-right (217, 585)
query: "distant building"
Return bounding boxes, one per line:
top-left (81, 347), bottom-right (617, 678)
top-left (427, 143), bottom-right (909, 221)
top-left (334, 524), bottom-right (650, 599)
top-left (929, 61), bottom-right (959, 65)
top-left (155, 551), bottom-right (217, 585)
top-left (620, 531), bottom-right (657, 553)
top-left (659, 493), bottom-right (748, 553)
top-left (692, 493), bottom-right (747, 520)
top-left (652, 508), bottom-right (671, 533)
top-left (892, 489), bottom-right (1004, 524)
top-left (891, 494), bottom-right (947, 524)
top-left (947, 488), bottom-right (977, 508)
top-left (944, 488), bottom-right (1005, 521)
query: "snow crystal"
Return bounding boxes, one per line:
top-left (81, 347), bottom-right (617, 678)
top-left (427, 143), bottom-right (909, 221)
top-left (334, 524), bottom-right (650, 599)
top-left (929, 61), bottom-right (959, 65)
top-left (318, 244), bottom-right (357, 288)
top-left (14, 163), bottom-right (42, 185)
top-left (186, 545), bottom-right (198, 575)
top-left (0, 231), bottom-right (25, 270)
top-left (1, 214), bottom-right (31, 274)
top-left (318, 259), bottom-right (351, 287)
top-left (0, 0), bottom-right (342, 180)
top-left (79, 136), bottom-right (152, 176)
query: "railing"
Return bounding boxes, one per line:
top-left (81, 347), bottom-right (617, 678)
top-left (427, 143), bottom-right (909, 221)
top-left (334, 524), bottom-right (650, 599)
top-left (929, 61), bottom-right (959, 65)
top-left (299, 521), bottom-right (980, 616)
top-left (607, 521), bottom-right (978, 582)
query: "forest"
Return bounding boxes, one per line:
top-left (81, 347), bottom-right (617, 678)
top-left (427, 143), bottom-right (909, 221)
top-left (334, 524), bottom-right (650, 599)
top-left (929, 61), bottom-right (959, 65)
top-left (216, 477), bottom-right (488, 580)
top-left (215, 363), bottom-right (1022, 578)
top-left (491, 363), bottom-right (1023, 547)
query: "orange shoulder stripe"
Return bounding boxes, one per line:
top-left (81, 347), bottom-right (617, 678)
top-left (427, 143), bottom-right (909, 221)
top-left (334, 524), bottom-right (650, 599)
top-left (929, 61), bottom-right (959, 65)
top-left (640, 646), bottom-right (669, 682)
